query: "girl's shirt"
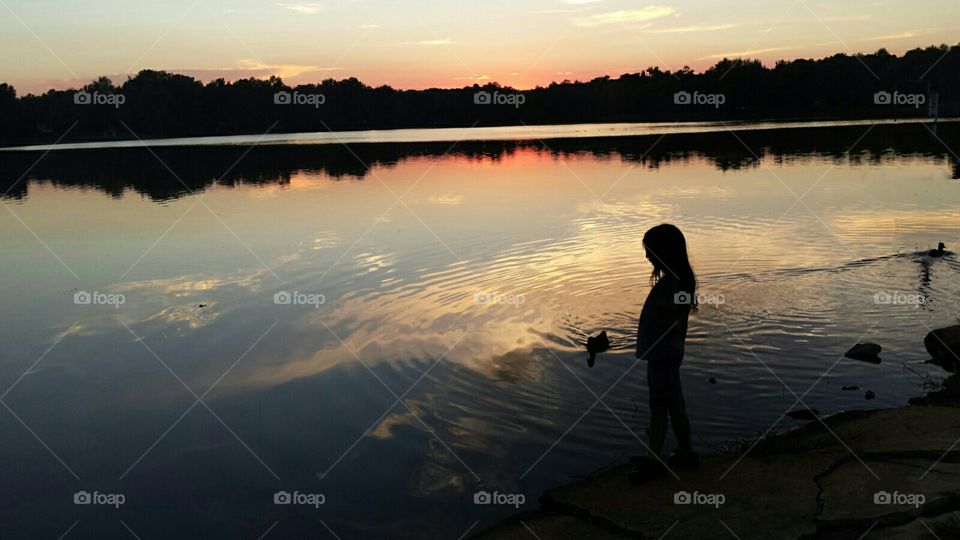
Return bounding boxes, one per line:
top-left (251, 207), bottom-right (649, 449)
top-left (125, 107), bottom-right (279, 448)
top-left (636, 277), bottom-right (690, 362)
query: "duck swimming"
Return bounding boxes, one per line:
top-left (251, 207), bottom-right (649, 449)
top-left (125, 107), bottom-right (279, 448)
top-left (929, 242), bottom-right (946, 257)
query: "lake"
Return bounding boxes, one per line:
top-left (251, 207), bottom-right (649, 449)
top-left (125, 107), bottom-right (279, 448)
top-left (1, 120), bottom-right (959, 538)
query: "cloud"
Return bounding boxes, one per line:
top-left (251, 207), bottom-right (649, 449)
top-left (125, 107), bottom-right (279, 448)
top-left (235, 59), bottom-right (339, 78)
top-left (702, 46), bottom-right (795, 59)
top-left (453, 75), bottom-right (491, 81)
top-left (359, 23), bottom-right (381, 29)
top-left (279, 3), bottom-right (322, 15)
top-left (426, 194), bottom-right (464, 206)
top-left (573, 6), bottom-right (675, 27)
top-left (823, 14), bottom-right (872, 22)
top-left (866, 28), bottom-right (940, 41)
top-left (171, 59), bottom-right (341, 83)
top-left (565, 0), bottom-right (603, 3)
top-left (643, 23), bottom-right (738, 34)
top-left (418, 39), bottom-right (456, 46)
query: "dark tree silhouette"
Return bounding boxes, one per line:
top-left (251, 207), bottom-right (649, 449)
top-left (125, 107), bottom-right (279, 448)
top-left (1, 44), bottom-right (958, 147)
top-left (0, 83), bottom-right (16, 146)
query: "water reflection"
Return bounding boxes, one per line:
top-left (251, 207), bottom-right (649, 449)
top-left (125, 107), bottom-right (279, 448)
top-left (1, 123), bottom-right (960, 538)
top-left (2, 122), bottom-right (959, 201)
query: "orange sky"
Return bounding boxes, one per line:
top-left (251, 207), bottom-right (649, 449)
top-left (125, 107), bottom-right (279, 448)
top-left (1, 0), bottom-right (958, 94)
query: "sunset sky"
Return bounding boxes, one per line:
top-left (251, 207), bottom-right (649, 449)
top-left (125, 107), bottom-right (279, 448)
top-left (1, 0), bottom-right (957, 95)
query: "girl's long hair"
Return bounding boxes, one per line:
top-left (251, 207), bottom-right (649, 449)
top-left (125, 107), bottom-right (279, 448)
top-left (643, 224), bottom-right (697, 307)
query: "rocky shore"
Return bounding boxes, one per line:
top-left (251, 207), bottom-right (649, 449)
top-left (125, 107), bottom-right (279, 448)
top-left (475, 326), bottom-right (960, 540)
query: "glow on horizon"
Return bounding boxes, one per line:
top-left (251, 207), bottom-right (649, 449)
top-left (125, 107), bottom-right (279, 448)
top-left (0, 0), bottom-right (957, 95)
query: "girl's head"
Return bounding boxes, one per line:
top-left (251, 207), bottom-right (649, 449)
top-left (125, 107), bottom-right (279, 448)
top-left (643, 223), bottom-right (696, 296)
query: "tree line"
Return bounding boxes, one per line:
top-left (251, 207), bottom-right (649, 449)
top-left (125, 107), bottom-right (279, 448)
top-left (0, 44), bottom-right (958, 147)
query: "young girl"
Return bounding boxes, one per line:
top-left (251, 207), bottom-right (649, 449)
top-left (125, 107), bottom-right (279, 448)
top-left (630, 224), bottom-right (698, 482)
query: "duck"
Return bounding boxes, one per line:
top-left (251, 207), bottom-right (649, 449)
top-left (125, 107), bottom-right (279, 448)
top-left (586, 330), bottom-right (610, 368)
top-left (929, 242), bottom-right (946, 258)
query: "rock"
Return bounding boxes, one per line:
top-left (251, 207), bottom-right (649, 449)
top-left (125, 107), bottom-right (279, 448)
top-left (910, 374), bottom-right (960, 406)
top-left (708, 377), bottom-right (716, 384)
top-left (474, 512), bottom-right (634, 540)
top-left (787, 408), bottom-right (820, 421)
top-left (865, 390), bottom-right (876, 400)
top-left (477, 407), bottom-right (960, 540)
top-left (819, 457), bottom-right (960, 531)
top-left (924, 325), bottom-right (960, 373)
top-left (862, 511), bottom-right (960, 539)
top-left (845, 343), bottom-right (882, 364)
top-left (927, 357), bottom-right (957, 373)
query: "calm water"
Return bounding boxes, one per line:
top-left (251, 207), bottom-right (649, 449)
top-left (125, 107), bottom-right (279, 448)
top-left (1, 122), bottom-right (959, 538)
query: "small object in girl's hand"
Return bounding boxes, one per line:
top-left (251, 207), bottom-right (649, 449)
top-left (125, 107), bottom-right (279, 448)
top-left (586, 330), bottom-right (610, 368)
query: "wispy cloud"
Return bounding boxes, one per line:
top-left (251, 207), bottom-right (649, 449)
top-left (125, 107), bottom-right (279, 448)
top-left (279, 3), bottom-right (322, 15)
top-left (643, 23), bottom-right (738, 34)
top-left (532, 9), bottom-right (582, 14)
top-left (426, 194), bottom-right (465, 206)
top-left (823, 14), bottom-right (872, 22)
top-left (573, 6), bottom-right (675, 27)
top-left (703, 46), bottom-right (794, 59)
top-left (453, 75), bottom-right (491, 81)
top-left (233, 59), bottom-right (339, 78)
top-left (418, 39), bottom-right (457, 46)
top-left (866, 28), bottom-right (940, 41)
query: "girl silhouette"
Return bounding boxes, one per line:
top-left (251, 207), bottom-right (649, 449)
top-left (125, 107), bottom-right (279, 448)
top-left (630, 224), bottom-right (698, 482)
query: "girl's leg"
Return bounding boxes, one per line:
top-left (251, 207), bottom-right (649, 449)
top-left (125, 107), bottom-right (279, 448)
top-left (667, 393), bottom-right (693, 454)
top-left (648, 403), bottom-right (669, 456)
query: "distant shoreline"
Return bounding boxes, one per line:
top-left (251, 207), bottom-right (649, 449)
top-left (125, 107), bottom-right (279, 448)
top-left (3, 116), bottom-right (955, 153)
